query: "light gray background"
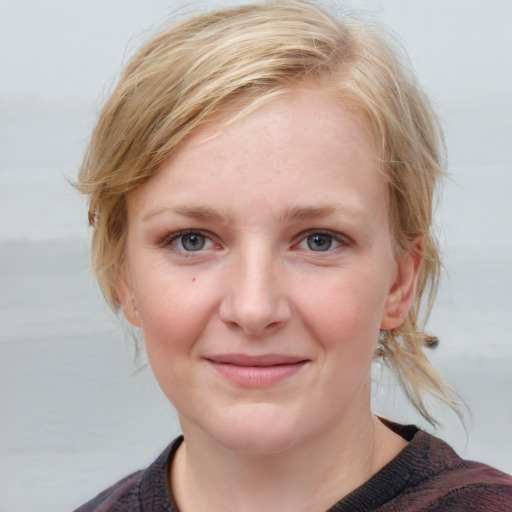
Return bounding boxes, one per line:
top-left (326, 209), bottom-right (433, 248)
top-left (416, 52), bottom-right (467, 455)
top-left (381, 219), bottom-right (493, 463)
top-left (1, 1), bottom-right (511, 511)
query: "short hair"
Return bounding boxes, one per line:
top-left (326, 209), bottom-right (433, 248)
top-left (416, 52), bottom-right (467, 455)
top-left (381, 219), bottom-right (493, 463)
top-left (78, 0), bottom-right (458, 425)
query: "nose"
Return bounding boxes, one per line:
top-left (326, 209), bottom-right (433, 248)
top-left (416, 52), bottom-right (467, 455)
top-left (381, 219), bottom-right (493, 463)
top-left (219, 244), bottom-right (291, 336)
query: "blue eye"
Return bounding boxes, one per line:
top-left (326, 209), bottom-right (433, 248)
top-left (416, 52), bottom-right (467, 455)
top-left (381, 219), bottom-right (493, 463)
top-left (297, 231), bottom-right (344, 252)
top-left (306, 233), bottom-right (333, 251)
top-left (170, 231), bottom-right (211, 251)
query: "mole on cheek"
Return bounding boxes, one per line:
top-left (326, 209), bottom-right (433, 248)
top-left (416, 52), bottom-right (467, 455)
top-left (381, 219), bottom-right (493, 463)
top-left (191, 277), bottom-right (196, 283)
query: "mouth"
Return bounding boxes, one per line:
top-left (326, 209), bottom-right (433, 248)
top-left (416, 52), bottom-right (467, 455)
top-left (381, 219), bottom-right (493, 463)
top-left (204, 354), bottom-right (309, 387)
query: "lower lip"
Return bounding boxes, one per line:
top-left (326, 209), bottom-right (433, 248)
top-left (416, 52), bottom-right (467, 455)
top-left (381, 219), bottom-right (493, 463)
top-left (207, 361), bottom-right (307, 387)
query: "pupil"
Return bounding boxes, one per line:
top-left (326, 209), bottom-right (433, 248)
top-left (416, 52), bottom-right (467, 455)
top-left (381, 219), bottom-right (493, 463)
top-left (308, 234), bottom-right (332, 251)
top-left (183, 234), bottom-right (204, 251)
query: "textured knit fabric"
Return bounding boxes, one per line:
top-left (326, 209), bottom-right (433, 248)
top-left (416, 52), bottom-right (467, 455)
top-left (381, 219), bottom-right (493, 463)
top-left (74, 423), bottom-right (512, 512)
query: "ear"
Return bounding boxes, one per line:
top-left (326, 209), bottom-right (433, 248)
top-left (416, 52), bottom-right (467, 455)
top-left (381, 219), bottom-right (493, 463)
top-left (380, 237), bottom-right (422, 330)
top-left (116, 264), bottom-right (142, 327)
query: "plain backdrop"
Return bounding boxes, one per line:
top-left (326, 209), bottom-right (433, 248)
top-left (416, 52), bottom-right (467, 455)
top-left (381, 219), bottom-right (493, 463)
top-left (1, 1), bottom-right (511, 511)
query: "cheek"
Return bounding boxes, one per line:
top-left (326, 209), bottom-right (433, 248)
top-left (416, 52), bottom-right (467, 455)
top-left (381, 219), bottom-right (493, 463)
top-left (286, 279), bottom-right (382, 422)
top-left (132, 269), bottom-right (213, 359)
top-left (132, 274), bottom-right (213, 406)
top-left (295, 271), bottom-right (387, 356)
top-left (302, 276), bottom-right (386, 404)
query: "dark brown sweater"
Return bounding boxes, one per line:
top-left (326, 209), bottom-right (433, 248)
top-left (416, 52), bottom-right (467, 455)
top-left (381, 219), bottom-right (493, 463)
top-left (74, 424), bottom-right (512, 511)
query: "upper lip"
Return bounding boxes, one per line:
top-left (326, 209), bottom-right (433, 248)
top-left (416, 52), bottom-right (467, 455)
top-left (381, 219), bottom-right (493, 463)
top-left (205, 354), bottom-right (309, 367)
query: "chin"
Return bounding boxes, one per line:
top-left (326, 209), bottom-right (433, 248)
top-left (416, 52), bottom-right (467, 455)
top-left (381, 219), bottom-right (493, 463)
top-left (218, 429), bottom-right (301, 456)
top-left (192, 403), bottom-right (311, 455)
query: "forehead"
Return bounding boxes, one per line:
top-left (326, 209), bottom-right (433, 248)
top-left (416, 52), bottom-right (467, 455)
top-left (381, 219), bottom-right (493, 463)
top-left (127, 85), bottom-right (386, 224)
top-left (186, 84), bottom-right (376, 168)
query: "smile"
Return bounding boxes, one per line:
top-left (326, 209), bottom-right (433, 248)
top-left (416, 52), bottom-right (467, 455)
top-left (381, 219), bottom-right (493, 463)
top-left (205, 354), bottom-right (309, 387)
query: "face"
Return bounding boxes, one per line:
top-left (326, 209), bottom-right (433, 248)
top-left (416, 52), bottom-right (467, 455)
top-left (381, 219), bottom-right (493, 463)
top-left (120, 85), bottom-right (418, 454)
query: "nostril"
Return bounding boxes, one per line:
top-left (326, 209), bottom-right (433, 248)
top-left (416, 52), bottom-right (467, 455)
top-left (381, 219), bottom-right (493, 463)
top-left (219, 303), bottom-right (290, 336)
top-left (223, 319), bottom-right (243, 332)
top-left (264, 321), bottom-right (283, 331)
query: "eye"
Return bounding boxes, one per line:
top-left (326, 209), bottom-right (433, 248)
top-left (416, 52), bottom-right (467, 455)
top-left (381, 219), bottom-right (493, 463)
top-left (297, 231), bottom-right (344, 252)
top-left (168, 231), bottom-right (214, 252)
top-left (306, 233), bottom-right (333, 251)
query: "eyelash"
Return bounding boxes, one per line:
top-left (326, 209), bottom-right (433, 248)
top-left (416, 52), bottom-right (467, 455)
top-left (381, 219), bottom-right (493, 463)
top-left (295, 230), bottom-right (349, 253)
top-left (160, 229), bottom-right (350, 254)
top-left (160, 229), bottom-right (216, 252)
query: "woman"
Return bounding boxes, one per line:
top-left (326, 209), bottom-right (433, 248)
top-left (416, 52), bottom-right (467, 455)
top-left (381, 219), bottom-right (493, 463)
top-left (75, 1), bottom-right (512, 510)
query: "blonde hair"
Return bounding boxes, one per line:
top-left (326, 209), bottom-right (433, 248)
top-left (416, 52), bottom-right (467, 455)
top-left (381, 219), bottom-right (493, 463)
top-left (78, 0), bottom-right (459, 425)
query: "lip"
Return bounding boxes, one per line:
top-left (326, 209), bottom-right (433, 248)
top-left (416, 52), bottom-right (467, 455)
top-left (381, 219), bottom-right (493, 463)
top-left (205, 353), bottom-right (309, 387)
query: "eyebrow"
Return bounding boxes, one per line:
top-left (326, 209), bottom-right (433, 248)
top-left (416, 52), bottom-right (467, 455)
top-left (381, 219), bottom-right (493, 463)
top-left (143, 203), bottom-right (367, 224)
top-left (278, 204), bottom-right (368, 222)
top-left (143, 205), bottom-right (234, 223)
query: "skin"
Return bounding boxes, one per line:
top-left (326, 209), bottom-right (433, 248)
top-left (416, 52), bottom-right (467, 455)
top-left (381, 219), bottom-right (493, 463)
top-left (119, 85), bottom-right (420, 512)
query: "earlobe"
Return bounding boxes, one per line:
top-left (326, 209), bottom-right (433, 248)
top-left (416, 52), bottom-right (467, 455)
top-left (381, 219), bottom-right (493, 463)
top-left (380, 238), bottom-right (422, 330)
top-left (117, 265), bottom-right (142, 327)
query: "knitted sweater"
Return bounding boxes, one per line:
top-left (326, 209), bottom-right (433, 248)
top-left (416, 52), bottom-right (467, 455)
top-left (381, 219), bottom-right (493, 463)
top-left (74, 424), bottom-right (512, 511)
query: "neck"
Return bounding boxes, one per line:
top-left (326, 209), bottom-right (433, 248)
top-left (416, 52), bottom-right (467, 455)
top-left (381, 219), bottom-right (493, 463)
top-left (170, 409), bottom-right (406, 512)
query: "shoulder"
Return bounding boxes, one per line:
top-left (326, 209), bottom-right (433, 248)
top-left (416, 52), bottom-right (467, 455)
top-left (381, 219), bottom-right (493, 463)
top-left (73, 470), bottom-right (145, 512)
top-left (72, 437), bottom-right (183, 512)
top-left (333, 421), bottom-right (512, 512)
top-left (404, 461), bottom-right (512, 512)
top-left (387, 429), bottom-right (512, 512)
top-left (420, 453), bottom-right (512, 511)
